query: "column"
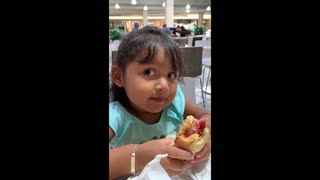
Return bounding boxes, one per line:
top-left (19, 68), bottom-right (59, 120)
top-left (165, 0), bottom-right (174, 27)
top-left (143, 9), bottom-right (148, 27)
top-left (198, 12), bottom-right (204, 26)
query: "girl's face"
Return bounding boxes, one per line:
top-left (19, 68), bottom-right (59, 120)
top-left (122, 49), bottom-right (179, 114)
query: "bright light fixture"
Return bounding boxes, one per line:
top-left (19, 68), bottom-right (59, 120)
top-left (186, 9), bottom-right (190, 13)
top-left (109, 15), bottom-right (211, 20)
top-left (162, 2), bottom-right (165, 7)
top-left (143, 5), bottom-right (148, 11)
top-left (131, 0), bottom-right (137, 5)
top-left (206, 6), bottom-right (211, 11)
top-left (186, 4), bottom-right (190, 9)
top-left (115, 3), bottom-right (120, 9)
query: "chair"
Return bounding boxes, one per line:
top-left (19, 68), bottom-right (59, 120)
top-left (179, 47), bottom-right (206, 107)
top-left (194, 40), bottom-right (212, 100)
top-left (109, 43), bottom-right (120, 59)
top-left (192, 37), bottom-right (203, 46)
top-left (195, 39), bottom-right (211, 66)
top-left (111, 51), bottom-right (117, 65)
top-left (173, 38), bottom-right (189, 47)
top-left (195, 39), bottom-right (211, 48)
top-left (201, 65), bottom-right (211, 98)
top-left (179, 47), bottom-right (203, 77)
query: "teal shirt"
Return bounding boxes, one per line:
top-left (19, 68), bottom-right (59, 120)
top-left (109, 85), bottom-right (185, 148)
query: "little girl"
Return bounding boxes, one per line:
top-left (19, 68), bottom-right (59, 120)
top-left (109, 26), bottom-right (211, 179)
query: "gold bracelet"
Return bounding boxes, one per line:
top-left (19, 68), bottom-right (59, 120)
top-left (130, 145), bottom-right (138, 176)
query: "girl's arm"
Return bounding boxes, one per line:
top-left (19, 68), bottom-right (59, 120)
top-left (183, 96), bottom-right (211, 129)
top-left (109, 144), bottom-right (138, 179)
top-left (109, 127), bottom-right (138, 179)
top-left (109, 127), bottom-right (194, 179)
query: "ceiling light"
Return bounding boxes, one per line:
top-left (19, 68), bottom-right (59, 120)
top-left (115, 3), bottom-right (120, 9)
top-left (186, 4), bottom-right (190, 9)
top-left (143, 5), bottom-right (148, 11)
top-left (162, 2), bottom-right (165, 7)
top-left (206, 6), bottom-right (211, 11)
top-left (131, 0), bottom-right (137, 5)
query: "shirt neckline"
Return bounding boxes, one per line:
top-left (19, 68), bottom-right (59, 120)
top-left (115, 101), bottom-right (168, 127)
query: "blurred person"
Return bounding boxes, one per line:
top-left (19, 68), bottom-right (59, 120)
top-left (160, 23), bottom-right (173, 36)
top-left (180, 26), bottom-right (191, 37)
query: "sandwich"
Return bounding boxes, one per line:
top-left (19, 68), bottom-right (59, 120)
top-left (174, 116), bottom-right (210, 154)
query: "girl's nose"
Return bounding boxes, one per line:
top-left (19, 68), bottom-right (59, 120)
top-left (155, 78), bottom-right (169, 92)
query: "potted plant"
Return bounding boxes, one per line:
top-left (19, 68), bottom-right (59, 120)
top-left (193, 26), bottom-right (206, 36)
top-left (109, 28), bottom-right (123, 43)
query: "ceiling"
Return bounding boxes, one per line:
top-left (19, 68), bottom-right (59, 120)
top-left (109, 0), bottom-right (211, 17)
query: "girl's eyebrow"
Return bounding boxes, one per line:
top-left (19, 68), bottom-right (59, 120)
top-left (136, 60), bottom-right (154, 64)
top-left (135, 61), bottom-right (175, 71)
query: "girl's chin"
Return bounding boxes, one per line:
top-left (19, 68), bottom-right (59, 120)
top-left (145, 108), bottom-right (163, 113)
top-left (145, 106), bottom-right (167, 113)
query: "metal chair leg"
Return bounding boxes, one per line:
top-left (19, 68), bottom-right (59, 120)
top-left (201, 65), bottom-right (211, 100)
top-left (205, 67), bottom-right (211, 96)
top-left (199, 77), bottom-right (206, 108)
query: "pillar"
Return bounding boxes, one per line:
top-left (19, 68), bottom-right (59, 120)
top-left (165, 0), bottom-right (174, 27)
top-left (143, 9), bottom-right (148, 27)
top-left (198, 12), bottom-right (204, 26)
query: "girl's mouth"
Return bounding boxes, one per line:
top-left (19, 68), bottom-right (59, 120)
top-left (149, 97), bottom-right (167, 103)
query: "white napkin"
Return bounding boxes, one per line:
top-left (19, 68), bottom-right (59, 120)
top-left (128, 154), bottom-right (211, 180)
top-left (129, 154), bottom-right (171, 180)
top-left (171, 154), bottom-right (211, 180)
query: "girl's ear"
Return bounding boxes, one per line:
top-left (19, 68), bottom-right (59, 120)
top-left (111, 65), bottom-right (124, 87)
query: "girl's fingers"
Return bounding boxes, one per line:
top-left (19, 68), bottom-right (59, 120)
top-left (164, 158), bottom-right (193, 172)
top-left (191, 149), bottom-right (210, 164)
top-left (158, 138), bottom-right (193, 160)
top-left (165, 146), bottom-right (194, 160)
top-left (195, 143), bottom-right (209, 159)
top-left (161, 158), bottom-right (192, 176)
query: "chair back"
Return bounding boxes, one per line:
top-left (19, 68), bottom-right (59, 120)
top-left (180, 46), bottom-right (203, 77)
top-left (109, 43), bottom-right (119, 58)
top-left (195, 39), bottom-right (211, 48)
top-left (111, 51), bottom-right (117, 65)
top-left (173, 38), bottom-right (189, 47)
top-left (192, 37), bottom-right (203, 46)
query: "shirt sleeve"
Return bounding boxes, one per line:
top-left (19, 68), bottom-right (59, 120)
top-left (109, 102), bottom-right (124, 140)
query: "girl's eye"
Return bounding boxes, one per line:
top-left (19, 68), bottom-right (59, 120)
top-left (168, 72), bottom-right (177, 79)
top-left (144, 69), bottom-right (155, 76)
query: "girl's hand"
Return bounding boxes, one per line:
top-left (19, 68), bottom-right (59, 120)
top-left (190, 133), bottom-right (211, 165)
top-left (136, 138), bottom-right (194, 176)
top-left (160, 156), bottom-right (193, 176)
top-left (158, 138), bottom-right (194, 176)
